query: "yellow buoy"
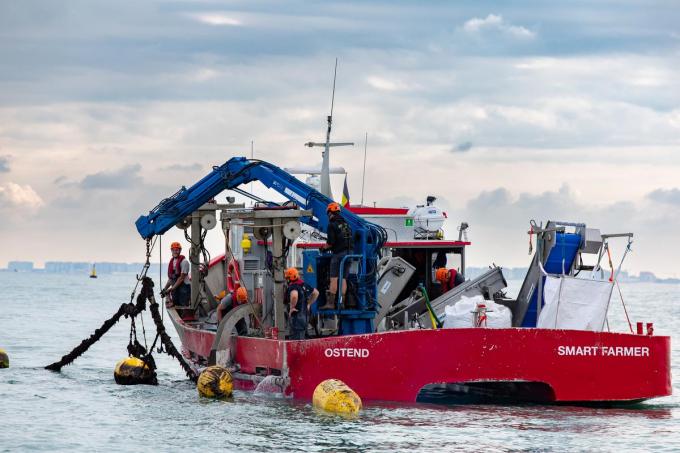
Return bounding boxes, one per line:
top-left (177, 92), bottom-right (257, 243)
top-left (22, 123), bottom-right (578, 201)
top-left (113, 357), bottom-right (156, 385)
top-left (197, 366), bottom-right (233, 398)
top-left (313, 379), bottom-right (362, 415)
top-left (0, 349), bottom-right (8, 368)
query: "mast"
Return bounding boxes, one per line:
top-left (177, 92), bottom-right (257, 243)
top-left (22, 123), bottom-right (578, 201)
top-left (361, 132), bottom-right (368, 206)
top-left (305, 58), bottom-right (353, 199)
top-left (250, 140), bottom-right (254, 205)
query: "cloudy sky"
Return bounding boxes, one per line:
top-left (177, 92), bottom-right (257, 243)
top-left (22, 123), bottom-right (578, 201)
top-left (1, 1), bottom-right (679, 276)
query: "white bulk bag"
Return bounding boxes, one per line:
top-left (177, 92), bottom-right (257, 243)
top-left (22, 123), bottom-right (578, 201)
top-left (442, 295), bottom-right (512, 329)
top-left (537, 275), bottom-right (614, 331)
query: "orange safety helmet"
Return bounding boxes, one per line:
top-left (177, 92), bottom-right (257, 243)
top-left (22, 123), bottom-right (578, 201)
top-left (235, 286), bottom-right (248, 302)
top-left (170, 241), bottom-right (182, 250)
top-left (435, 268), bottom-right (449, 283)
top-left (284, 267), bottom-right (299, 281)
top-left (326, 202), bottom-right (341, 213)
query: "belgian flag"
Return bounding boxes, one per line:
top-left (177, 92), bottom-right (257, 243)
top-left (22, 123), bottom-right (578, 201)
top-left (341, 174), bottom-right (350, 207)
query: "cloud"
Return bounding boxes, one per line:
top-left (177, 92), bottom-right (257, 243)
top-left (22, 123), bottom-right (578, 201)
top-left (453, 141), bottom-right (473, 152)
top-left (458, 184), bottom-right (680, 275)
top-left (53, 175), bottom-right (78, 188)
top-left (462, 14), bottom-right (535, 39)
top-left (80, 164), bottom-right (143, 190)
top-left (1, 2), bottom-right (680, 274)
top-left (466, 184), bottom-right (585, 225)
top-left (647, 188), bottom-right (680, 205)
top-left (366, 76), bottom-right (416, 92)
top-left (0, 182), bottom-right (44, 210)
top-left (187, 12), bottom-right (242, 27)
top-left (0, 155), bottom-right (10, 173)
top-left (159, 163), bottom-right (203, 172)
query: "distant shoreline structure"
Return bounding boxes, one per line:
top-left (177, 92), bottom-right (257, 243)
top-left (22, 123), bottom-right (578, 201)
top-left (3, 261), bottom-right (679, 283)
top-left (3, 261), bottom-right (168, 275)
top-left (464, 267), bottom-right (679, 284)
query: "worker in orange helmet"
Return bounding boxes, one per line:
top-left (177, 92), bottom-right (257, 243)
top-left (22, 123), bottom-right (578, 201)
top-left (318, 202), bottom-right (353, 310)
top-left (160, 241), bottom-right (191, 307)
top-left (435, 267), bottom-right (465, 294)
top-left (216, 286), bottom-right (249, 335)
top-left (284, 267), bottom-right (319, 340)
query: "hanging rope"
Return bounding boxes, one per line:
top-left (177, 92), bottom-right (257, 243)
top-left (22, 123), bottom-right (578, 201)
top-left (46, 239), bottom-right (198, 382)
top-left (615, 280), bottom-right (634, 334)
top-left (157, 235), bottom-right (166, 353)
top-left (603, 237), bottom-right (634, 334)
top-left (147, 292), bottom-right (198, 383)
top-left (46, 238), bottom-right (154, 371)
top-left (45, 294), bottom-right (148, 371)
top-left (606, 244), bottom-right (615, 282)
top-left (126, 238), bottom-right (156, 361)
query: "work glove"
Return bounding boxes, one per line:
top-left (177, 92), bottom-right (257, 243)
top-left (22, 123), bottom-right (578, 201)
top-left (160, 289), bottom-right (168, 298)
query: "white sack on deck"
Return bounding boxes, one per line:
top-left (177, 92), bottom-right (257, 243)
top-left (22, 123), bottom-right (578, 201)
top-left (443, 295), bottom-right (512, 329)
top-left (537, 275), bottom-right (614, 331)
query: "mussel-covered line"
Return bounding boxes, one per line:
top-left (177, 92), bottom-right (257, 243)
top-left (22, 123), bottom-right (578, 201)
top-left (147, 298), bottom-right (198, 383)
top-left (44, 289), bottom-right (147, 371)
top-left (45, 276), bottom-right (198, 383)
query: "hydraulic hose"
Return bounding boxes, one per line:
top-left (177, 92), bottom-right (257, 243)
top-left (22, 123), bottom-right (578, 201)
top-left (420, 285), bottom-right (441, 329)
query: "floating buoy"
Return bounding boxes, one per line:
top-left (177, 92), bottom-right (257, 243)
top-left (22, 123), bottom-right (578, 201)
top-left (313, 379), bottom-right (362, 415)
top-left (0, 349), bottom-right (8, 368)
top-left (113, 357), bottom-right (157, 385)
top-left (197, 366), bottom-right (233, 398)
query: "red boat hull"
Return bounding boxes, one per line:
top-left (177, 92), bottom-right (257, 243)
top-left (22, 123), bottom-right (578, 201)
top-left (169, 312), bottom-right (671, 403)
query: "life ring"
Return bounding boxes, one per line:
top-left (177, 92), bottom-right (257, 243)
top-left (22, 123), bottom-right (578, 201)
top-left (227, 258), bottom-right (242, 294)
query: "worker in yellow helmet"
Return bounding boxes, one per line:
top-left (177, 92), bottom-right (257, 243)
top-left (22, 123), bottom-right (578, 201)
top-left (160, 242), bottom-right (191, 307)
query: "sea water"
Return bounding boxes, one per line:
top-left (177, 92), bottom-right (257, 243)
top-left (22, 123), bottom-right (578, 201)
top-left (0, 272), bottom-right (678, 452)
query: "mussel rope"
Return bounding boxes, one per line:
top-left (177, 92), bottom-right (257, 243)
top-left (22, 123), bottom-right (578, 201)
top-left (46, 240), bottom-right (198, 382)
top-left (127, 238), bottom-right (157, 363)
top-left (157, 235), bottom-right (165, 353)
top-left (147, 293), bottom-right (198, 383)
top-left (45, 238), bottom-right (155, 371)
top-left (45, 293), bottom-right (148, 371)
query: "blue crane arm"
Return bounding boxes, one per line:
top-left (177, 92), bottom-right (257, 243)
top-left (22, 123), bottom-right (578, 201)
top-left (136, 156), bottom-right (387, 333)
top-left (135, 157), bottom-right (386, 258)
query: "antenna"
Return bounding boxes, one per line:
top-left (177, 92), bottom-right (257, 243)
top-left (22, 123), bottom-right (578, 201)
top-left (304, 58), bottom-right (353, 199)
top-left (250, 140), bottom-right (254, 205)
top-left (329, 57), bottom-right (338, 119)
top-left (361, 132), bottom-right (368, 206)
top-left (323, 58), bottom-right (338, 194)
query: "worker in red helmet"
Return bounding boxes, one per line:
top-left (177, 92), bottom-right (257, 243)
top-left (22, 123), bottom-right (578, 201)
top-left (435, 267), bottom-right (465, 294)
top-left (160, 242), bottom-right (191, 307)
top-left (318, 202), bottom-right (353, 310)
top-left (215, 286), bottom-right (249, 335)
top-left (284, 267), bottom-right (319, 340)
